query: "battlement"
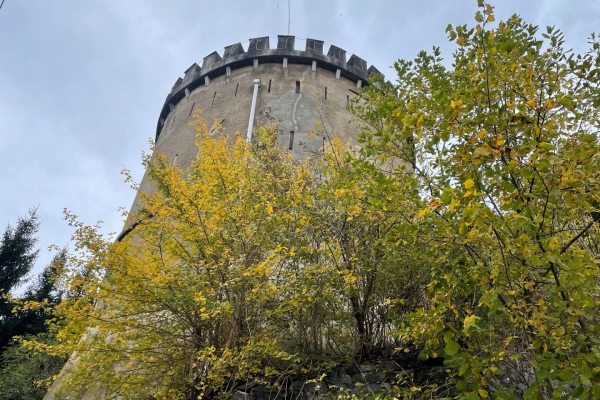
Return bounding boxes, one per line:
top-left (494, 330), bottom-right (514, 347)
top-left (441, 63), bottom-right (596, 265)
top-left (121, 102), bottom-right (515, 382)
top-left (155, 35), bottom-right (384, 141)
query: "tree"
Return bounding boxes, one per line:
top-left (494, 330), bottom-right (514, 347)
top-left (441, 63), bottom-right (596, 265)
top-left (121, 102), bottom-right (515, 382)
top-left (0, 251), bottom-right (68, 400)
top-left (38, 114), bottom-right (429, 399)
top-left (0, 209), bottom-right (40, 351)
top-left (0, 333), bottom-right (67, 400)
top-left (0, 213), bottom-right (68, 400)
top-left (353, 2), bottom-right (600, 398)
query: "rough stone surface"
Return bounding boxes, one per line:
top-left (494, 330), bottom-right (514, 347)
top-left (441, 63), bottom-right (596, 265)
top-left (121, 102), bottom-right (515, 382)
top-left (157, 34), bottom-right (386, 142)
top-left (224, 357), bottom-right (448, 399)
top-left (126, 61), bottom-right (367, 223)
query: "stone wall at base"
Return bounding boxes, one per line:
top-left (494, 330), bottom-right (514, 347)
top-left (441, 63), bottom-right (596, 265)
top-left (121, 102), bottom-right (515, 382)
top-left (228, 357), bottom-right (447, 399)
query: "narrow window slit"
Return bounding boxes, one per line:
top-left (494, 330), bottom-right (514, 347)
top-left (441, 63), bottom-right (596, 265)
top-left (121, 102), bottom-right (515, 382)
top-left (212, 92), bottom-right (216, 105)
top-left (235, 83), bottom-right (239, 97)
top-left (349, 88), bottom-right (359, 95)
top-left (188, 102), bottom-right (195, 117)
top-left (295, 81), bottom-right (300, 94)
top-left (268, 79), bottom-right (272, 93)
top-left (325, 87), bottom-right (327, 100)
top-left (347, 95), bottom-right (349, 104)
top-left (288, 131), bottom-right (295, 150)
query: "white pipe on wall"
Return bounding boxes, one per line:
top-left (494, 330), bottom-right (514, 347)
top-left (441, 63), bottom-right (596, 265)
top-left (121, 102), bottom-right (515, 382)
top-left (247, 78), bottom-right (261, 141)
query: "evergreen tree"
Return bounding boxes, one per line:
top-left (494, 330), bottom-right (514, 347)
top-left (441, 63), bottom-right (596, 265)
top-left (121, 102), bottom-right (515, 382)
top-left (0, 209), bottom-right (40, 351)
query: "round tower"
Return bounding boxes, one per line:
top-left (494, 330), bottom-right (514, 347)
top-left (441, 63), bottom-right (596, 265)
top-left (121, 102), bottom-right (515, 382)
top-left (155, 34), bottom-right (381, 153)
top-left (44, 35), bottom-right (383, 400)
top-left (124, 35), bottom-right (383, 227)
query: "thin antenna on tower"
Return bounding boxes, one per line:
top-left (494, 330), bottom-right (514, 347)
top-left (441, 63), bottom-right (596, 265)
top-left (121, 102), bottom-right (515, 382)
top-left (287, 0), bottom-right (291, 35)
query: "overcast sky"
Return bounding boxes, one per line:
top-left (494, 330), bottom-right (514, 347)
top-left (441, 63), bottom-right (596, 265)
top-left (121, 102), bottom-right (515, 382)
top-left (1, 0), bottom-right (599, 286)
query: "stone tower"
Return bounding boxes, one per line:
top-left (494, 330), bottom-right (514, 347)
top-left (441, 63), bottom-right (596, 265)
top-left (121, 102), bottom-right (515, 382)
top-left (136, 35), bottom-right (382, 206)
top-left (44, 35), bottom-right (382, 400)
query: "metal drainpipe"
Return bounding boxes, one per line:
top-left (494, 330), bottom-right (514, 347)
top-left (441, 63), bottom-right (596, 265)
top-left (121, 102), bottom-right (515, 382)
top-left (247, 78), bottom-right (261, 142)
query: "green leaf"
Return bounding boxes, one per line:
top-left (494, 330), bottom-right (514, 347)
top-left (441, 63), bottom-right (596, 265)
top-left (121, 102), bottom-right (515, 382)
top-left (540, 142), bottom-right (555, 151)
top-left (570, 387), bottom-right (584, 398)
top-left (441, 188), bottom-right (452, 204)
top-left (445, 338), bottom-right (460, 356)
top-left (465, 391), bottom-right (480, 400)
top-left (521, 168), bottom-right (535, 179)
top-left (557, 97), bottom-right (572, 107)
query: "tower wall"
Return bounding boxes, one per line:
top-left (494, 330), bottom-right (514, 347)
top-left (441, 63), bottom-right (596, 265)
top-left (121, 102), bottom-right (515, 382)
top-left (44, 35), bottom-right (383, 399)
top-left (127, 35), bottom-right (383, 225)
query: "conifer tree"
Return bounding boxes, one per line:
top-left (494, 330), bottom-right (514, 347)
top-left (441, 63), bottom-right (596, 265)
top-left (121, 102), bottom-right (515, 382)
top-left (0, 209), bottom-right (40, 351)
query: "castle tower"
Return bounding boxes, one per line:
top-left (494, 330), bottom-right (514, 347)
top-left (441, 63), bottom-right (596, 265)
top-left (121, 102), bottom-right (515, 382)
top-left (44, 35), bottom-right (382, 400)
top-left (128, 35), bottom-right (382, 217)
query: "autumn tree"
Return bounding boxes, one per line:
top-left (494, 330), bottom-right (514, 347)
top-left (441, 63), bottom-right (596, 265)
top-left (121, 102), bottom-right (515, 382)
top-left (353, 1), bottom-right (600, 398)
top-left (38, 119), bottom-right (334, 399)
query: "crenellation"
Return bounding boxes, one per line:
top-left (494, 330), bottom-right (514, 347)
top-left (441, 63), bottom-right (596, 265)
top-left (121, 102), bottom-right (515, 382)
top-left (305, 38), bottom-right (324, 54)
top-left (154, 35), bottom-right (383, 141)
top-left (171, 77), bottom-right (183, 92)
top-left (367, 65), bottom-right (383, 79)
top-left (202, 51), bottom-right (222, 69)
top-left (248, 36), bottom-right (270, 54)
top-left (223, 42), bottom-right (245, 59)
top-left (277, 35), bottom-right (295, 50)
top-left (184, 63), bottom-right (201, 76)
top-left (327, 45), bottom-right (347, 63)
top-left (347, 54), bottom-right (367, 73)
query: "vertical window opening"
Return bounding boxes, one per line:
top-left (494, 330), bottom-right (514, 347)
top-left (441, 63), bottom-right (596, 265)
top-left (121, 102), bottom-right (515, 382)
top-left (347, 94), bottom-right (349, 104)
top-left (188, 102), bottom-right (195, 117)
top-left (235, 83), bottom-right (239, 97)
top-left (295, 81), bottom-right (300, 94)
top-left (288, 131), bottom-right (295, 150)
top-left (212, 92), bottom-right (216, 105)
top-left (268, 79), bottom-right (272, 93)
top-left (325, 87), bottom-right (328, 100)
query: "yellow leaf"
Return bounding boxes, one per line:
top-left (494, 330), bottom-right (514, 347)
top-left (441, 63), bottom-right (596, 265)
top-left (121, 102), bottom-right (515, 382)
top-left (465, 179), bottom-right (475, 189)
top-left (464, 314), bottom-right (480, 328)
top-left (526, 99), bottom-right (536, 108)
top-left (479, 389), bottom-right (489, 398)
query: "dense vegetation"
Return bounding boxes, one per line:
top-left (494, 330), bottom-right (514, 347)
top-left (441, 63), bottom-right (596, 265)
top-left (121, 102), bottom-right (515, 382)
top-left (0, 210), bottom-right (67, 399)
top-left (33, 2), bottom-right (600, 399)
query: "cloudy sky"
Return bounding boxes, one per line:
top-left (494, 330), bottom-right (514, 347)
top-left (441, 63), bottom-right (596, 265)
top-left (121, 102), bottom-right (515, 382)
top-left (1, 0), bottom-right (599, 284)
